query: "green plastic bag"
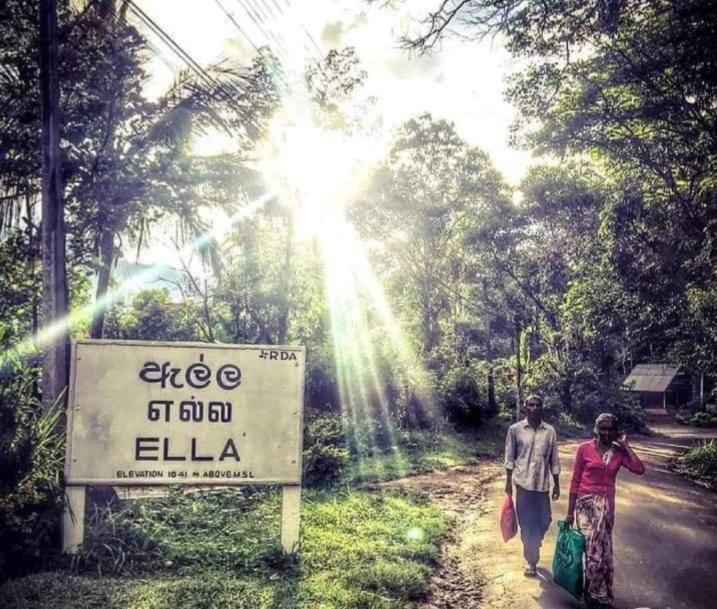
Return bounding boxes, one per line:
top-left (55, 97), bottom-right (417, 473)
top-left (552, 520), bottom-right (585, 599)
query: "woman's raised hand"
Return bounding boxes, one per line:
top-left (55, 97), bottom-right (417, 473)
top-left (615, 433), bottom-right (629, 449)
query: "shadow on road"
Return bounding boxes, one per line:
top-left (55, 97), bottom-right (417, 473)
top-left (470, 427), bottom-right (716, 609)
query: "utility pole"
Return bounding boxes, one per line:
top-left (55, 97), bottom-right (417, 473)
top-left (39, 0), bottom-right (69, 410)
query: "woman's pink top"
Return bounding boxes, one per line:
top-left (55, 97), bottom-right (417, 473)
top-left (569, 440), bottom-right (645, 514)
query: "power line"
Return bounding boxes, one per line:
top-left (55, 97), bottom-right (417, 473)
top-left (214, 0), bottom-right (261, 54)
top-left (265, 0), bottom-right (325, 63)
top-left (247, 0), bottom-right (290, 59)
top-left (233, 0), bottom-right (287, 61)
top-left (125, 0), bottom-right (222, 93)
top-left (215, 0), bottom-right (290, 94)
top-left (259, 0), bottom-right (282, 21)
top-left (124, 0), bottom-right (265, 127)
top-left (113, 8), bottom-right (178, 74)
top-left (271, 0), bottom-right (324, 57)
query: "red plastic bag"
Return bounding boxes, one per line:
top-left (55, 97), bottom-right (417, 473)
top-left (500, 495), bottom-right (518, 542)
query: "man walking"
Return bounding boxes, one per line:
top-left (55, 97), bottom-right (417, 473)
top-left (504, 395), bottom-right (560, 577)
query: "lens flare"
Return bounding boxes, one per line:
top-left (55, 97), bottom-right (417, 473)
top-left (407, 527), bottom-right (425, 542)
top-left (0, 191), bottom-right (275, 371)
top-left (5, 38), bottom-right (439, 485)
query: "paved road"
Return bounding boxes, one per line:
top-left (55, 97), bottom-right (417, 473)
top-left (533, 426), bottom-right (717, 609)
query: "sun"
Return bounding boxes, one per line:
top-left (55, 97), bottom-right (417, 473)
top-left (258, 108), bottom-right (382, 241)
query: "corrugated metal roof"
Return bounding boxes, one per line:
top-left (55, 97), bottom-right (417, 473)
top-left (623, 364), bottom-right (680, 393)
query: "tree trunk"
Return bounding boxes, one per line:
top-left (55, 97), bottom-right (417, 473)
top-left (487, 365), bottom-right (496, 416)
top-left (277, 213), bottom-right (292, 344)
top-left (90, 229), bottom-right (115, 339)
top-left (515, 317), bottom-right (522, 422)
top-left (483, 280), bottom-right (492, 360)
top-left (39, 0), bottom-right (69, 410)
top-left (562, 376), bottom-right (573, 412)
top-left (26, 193), bottom-right (39, 340)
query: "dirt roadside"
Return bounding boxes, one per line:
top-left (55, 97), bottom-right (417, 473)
top-left (377, 463), bottom-right (499, 609)
top-left (376, 460), bottom-right (575, 609)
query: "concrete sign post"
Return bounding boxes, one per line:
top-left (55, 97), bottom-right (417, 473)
top-left (63, 340), bottom-right (305, 554)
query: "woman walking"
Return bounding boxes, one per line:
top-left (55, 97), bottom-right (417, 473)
top-left (565, 413), bottom-right (645, 608)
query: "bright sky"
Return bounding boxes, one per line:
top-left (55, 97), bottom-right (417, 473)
top-left (137, 0), bottom-right (531, 186)
top-left (125, 0), bottom-right (534, 276)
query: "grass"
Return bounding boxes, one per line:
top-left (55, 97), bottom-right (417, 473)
top-left (0, 487), bottom-right (447, 609)
top-left (1, 417), bottom-right (509, 608)
top-left (347, 417), bottom-right (508, 485)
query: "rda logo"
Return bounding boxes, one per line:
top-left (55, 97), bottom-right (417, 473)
top-left (259, 349), bottom-right (298, 362)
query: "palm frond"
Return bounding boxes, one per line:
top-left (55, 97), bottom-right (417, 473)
top-left (147, 56), bottom-right (279, 150)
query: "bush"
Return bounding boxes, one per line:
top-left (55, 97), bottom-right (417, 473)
top-left (302, 415), bottom-right (350, 487)
top-left (571, 391), bottom-right (646, 433)
top-left (677, 440), bottom-right (717, 487)
top-left (104, 288), bottom-right (200, 342)
top-left (438, 366), bottom-right (486, 427)
top-left (302, 444), bottom-right (351, 487)
top-left (607, 392), bottom-right (647, 433)
top-left (0, 364), bottom-right (65, 579)
top-left (676, 411), bottom-right (717, 427)
top-left (303, 343), bottom-right (339, 415)
top-left (522, 350), bottom-right (649, 432)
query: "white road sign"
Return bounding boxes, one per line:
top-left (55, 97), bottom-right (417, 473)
top-left (65, 340), bottom-right (305, 485)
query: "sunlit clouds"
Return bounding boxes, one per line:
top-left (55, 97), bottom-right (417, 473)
top-left (140, 0), bottom-right (530, 185)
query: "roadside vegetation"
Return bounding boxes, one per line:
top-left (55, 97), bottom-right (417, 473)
top-left (0, 388), bottom-right (508, 607)
top-left (672, 440), bottom-right (717, 490)
top-left (0, 487), bottom-right (447, 609)
top-left (676, 411), bottom-right (717, 428)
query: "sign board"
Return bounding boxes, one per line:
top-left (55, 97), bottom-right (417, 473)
top-left (65, 340), bottom-right (305, 486)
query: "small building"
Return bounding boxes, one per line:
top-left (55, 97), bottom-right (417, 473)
top-left (623, 364), bottom-right (692, 409)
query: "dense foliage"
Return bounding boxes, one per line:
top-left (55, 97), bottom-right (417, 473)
top-left (407, 0), bottom-right (717, 386)
top-left (0, 363), bottom-right (64, 578)
top-left (673, 440), bottom-right (717, 489)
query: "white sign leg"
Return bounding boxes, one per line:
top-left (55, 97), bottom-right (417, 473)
top-left (280, 484), bottom-right (301, 554)
top-left (62, 485), bottom-right (86, 554)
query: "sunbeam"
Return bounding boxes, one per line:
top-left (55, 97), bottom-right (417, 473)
top-left (252, 66), bottom-right (443, 474)
top-left (318, 213), bottom-right (436, 476)
top-left (4, 33), bottom-right (437, 482)
top-left (0, 190), bottom-right (276, 371)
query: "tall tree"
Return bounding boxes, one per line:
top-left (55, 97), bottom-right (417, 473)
top-left (354, 114), bottom-right (511, 355)
top-left (2, 0), bottom-right (281, 344)
top-left (63, 4), bottom-right (279, 338)
top-left (408, 0), bottom-right (717, 375)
